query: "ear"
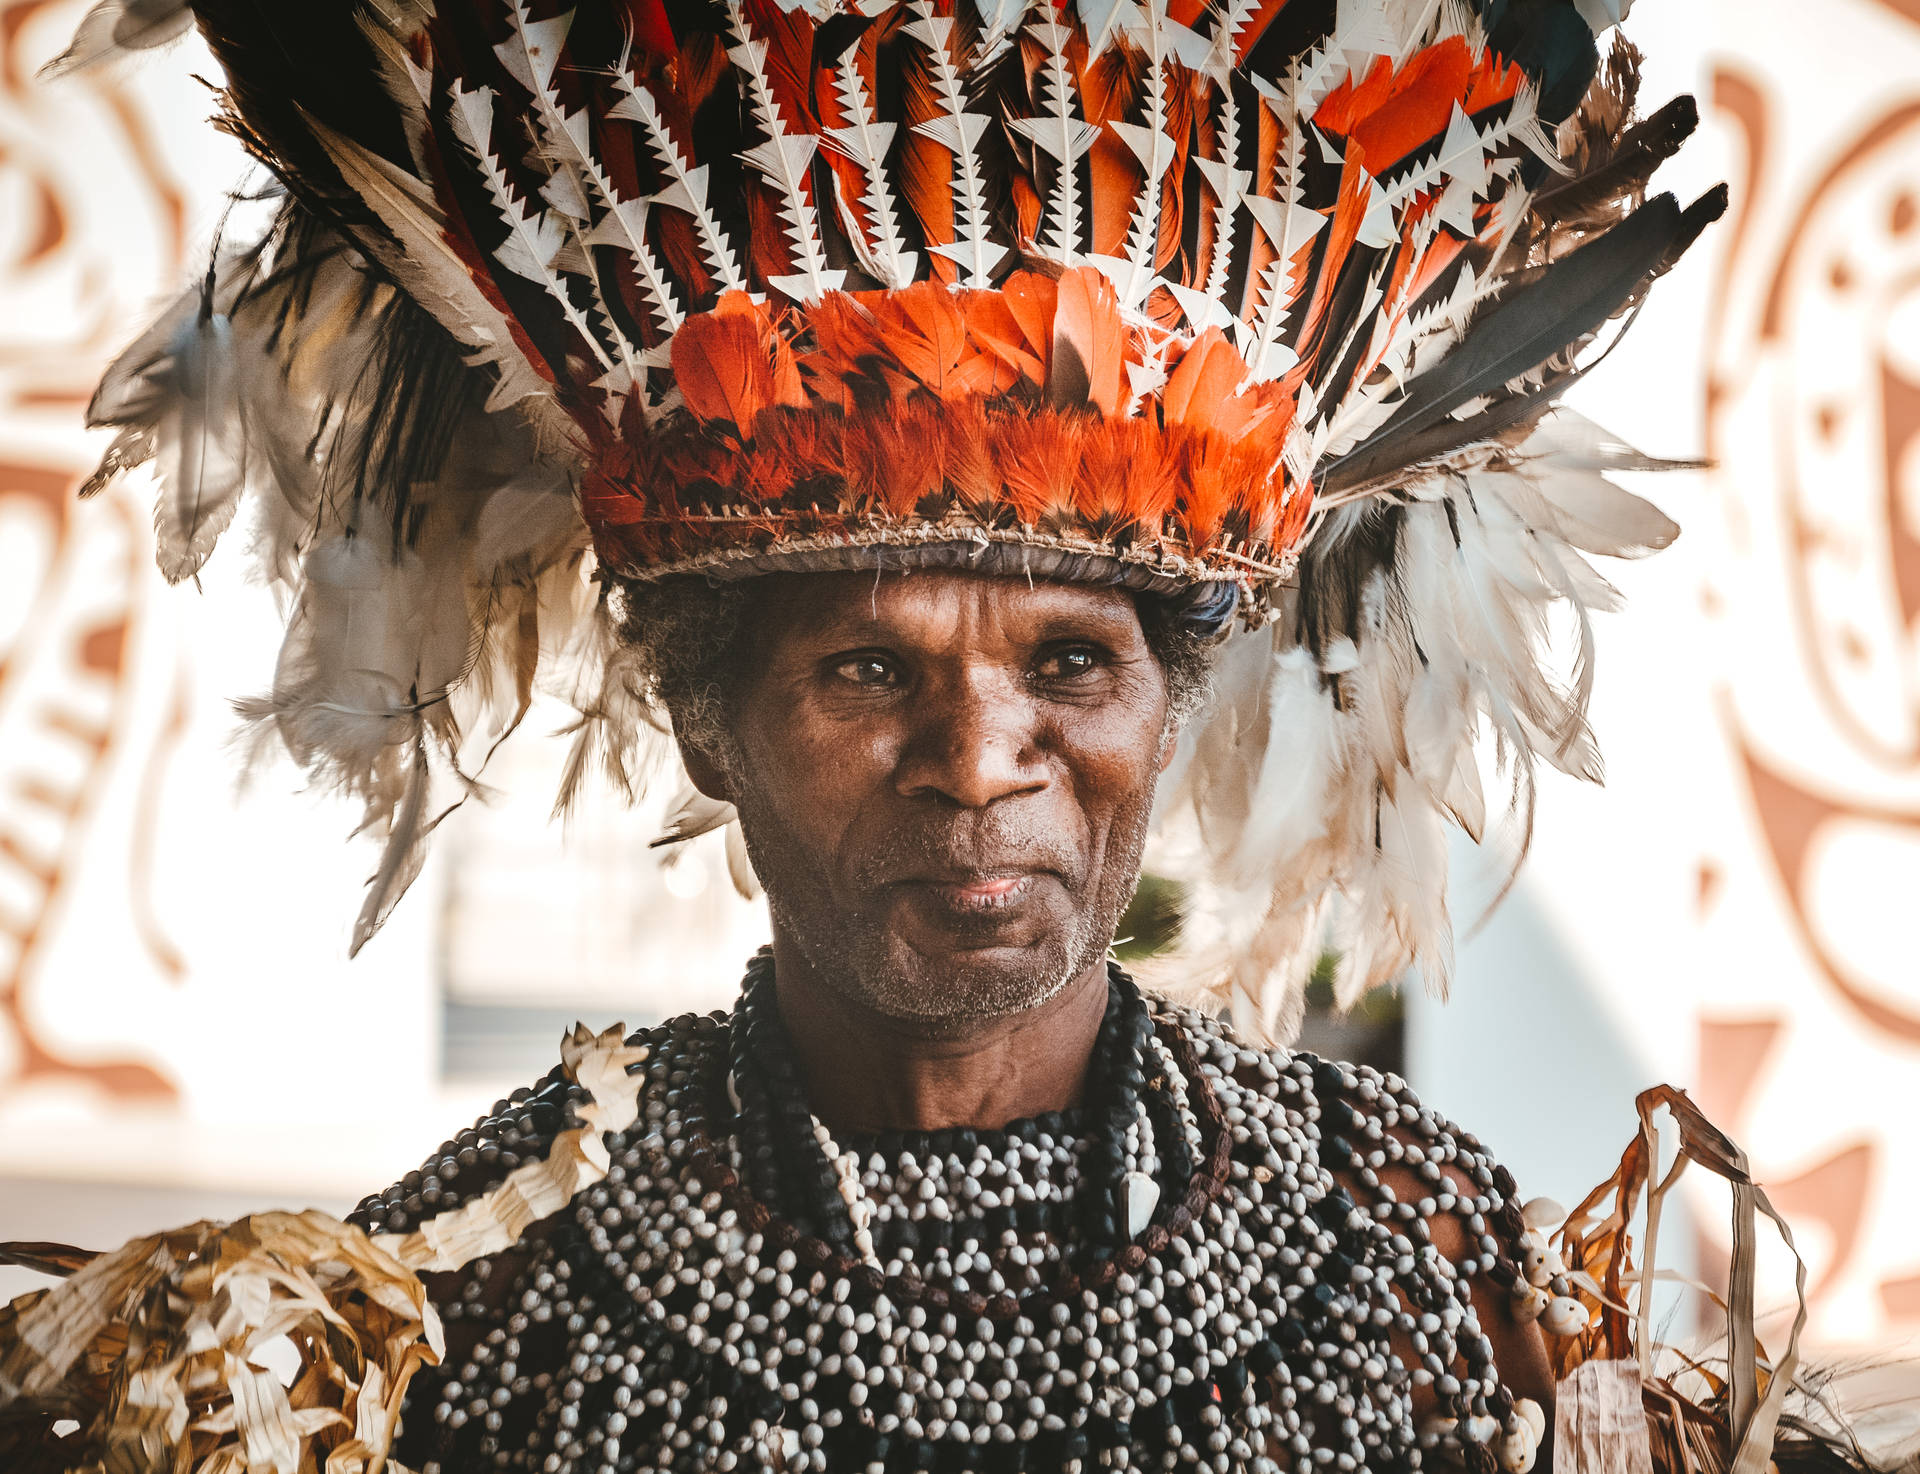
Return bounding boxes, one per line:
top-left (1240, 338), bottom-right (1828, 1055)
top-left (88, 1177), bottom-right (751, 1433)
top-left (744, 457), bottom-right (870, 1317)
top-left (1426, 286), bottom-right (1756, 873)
top-left (677, 733), bottom-right (736, 805)
top-left (1157, 725), bottom-right (1181, 774)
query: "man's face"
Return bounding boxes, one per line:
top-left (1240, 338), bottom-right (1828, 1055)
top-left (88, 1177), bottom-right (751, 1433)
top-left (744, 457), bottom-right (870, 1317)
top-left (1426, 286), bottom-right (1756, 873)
top-left (695, 570), bottom-right (1175, 1030)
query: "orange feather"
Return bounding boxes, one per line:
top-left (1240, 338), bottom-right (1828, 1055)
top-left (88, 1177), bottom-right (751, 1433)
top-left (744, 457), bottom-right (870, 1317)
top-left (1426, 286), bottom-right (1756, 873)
top-left (1074, 417), bottom-right (1176, 531)
top-left (1273, 475), bottom-right (1313, 549)
top-left (1289, 146), bottom-right (1371, 370)
top-left (1155, 72), bottom-right (1197, 277)
top-left (993, 414), bottom-right (1082, 526)
top-left (876, 280), bottom-right (970, 394)
top-left (1050, 266), bottom-right (1125, 415)
top-left (1076, 40), bottom-right (1144, 260)
top-left (1227, 0), bottom-right (1291, 64)
top-left (998, 271), bottom-right (1057, 381)
top-left (800, 291), bottom-right (897, 409)
top-left (1074, 416), bottom-right (1134, 524)
top-left (896, 18), bottom-right (961, 284)
top-left (616, 0), bottom-right (677, 67)
top-left (1175, 427), bottom-right (1238, 544)
top-left (959, 291), bottom-right (1042, 385)
top-left (940, 396), bottom-right (1001, 515)
top-left (1160, 326), bottom-right (1248, 429)
top-left (671, 309), bottom-right (772, 436)
top-left (741, 0), bottom-right (819, 133)
top-left (1464, 51), bottom-right (1525, 114)
top-left (1350, 37), bottom-right (1472, 172)
top-left (1238, 82), bottom-right (1284, 324)
top-left (845, 399), bottom-right (947, 516)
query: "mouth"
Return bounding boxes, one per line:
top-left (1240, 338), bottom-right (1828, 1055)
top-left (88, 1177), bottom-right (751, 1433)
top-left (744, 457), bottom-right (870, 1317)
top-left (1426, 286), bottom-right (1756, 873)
top-left (900, 869), bottom-right (1043, 916)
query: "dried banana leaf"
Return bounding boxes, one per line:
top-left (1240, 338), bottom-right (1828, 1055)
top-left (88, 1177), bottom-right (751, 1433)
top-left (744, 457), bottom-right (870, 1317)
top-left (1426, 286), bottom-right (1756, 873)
top-left (1552, 1084), bottom-right (1821, 1474)
top-left (0, 1023), bottom-right (647, 1474)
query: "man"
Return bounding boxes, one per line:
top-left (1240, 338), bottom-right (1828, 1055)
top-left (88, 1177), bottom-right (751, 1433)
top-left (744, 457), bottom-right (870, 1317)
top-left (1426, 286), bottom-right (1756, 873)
top-left (13, 0), bottom-right (1719, 1467)
top-left (355, 566), bottom-right (1565, 1472)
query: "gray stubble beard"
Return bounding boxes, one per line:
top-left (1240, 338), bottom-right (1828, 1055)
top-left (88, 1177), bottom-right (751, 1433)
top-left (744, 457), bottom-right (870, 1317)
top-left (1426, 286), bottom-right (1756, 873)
top-left (733, 774), bottom-right (1160, 1035)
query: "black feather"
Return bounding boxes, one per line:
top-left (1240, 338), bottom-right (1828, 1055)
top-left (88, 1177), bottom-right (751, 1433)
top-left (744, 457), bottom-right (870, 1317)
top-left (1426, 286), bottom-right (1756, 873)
top-left (1531, 94), bottom-right (1700, 223)
top-left (1318, 188), bottom-right (1722, 493)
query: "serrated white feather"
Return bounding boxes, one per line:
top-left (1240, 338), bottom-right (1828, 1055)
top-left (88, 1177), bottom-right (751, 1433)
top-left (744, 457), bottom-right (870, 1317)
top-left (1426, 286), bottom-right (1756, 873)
top-left (727, 0), bottom-right (845, 303)
top-left (447, 83), bottom-right (616, 372)
top-left (1199, 82), bottom-right (1247, 303)
top-left (1088, 0), bottom-right (1179, 310)
top-left (825, 51), bottom-right (919, 288)
top-left (970, 0), bottom-right (1031, 67)
top-left (1237, 82), bottom-right (1316, 380)
top-left (608, 74), bottom-right (749, 293)
top-left (905, 5), bottom-right (1009, 286)
top-left (498, 5), bottom-right (676, 422)
top-left (1201, 0), bottom-right (1259, 77)
top-left (1009, 21), bottom-right (1099, 264)
top-left (1075, 0), bottom-right (1143, 59)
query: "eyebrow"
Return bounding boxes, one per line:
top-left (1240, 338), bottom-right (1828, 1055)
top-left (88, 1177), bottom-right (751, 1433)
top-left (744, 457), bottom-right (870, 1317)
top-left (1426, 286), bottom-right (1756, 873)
top-left (818, 595), bottom-right (1142, 643)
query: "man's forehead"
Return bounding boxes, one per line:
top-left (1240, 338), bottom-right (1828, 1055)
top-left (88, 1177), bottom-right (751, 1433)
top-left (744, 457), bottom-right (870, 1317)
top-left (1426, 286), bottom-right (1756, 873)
top-left (748, 569), bottom-right (1145, 639)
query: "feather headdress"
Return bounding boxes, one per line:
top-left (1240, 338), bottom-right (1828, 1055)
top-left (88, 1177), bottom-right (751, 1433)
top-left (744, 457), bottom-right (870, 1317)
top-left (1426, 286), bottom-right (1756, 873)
top-left (64, 0), bottom-right (1716, 1032)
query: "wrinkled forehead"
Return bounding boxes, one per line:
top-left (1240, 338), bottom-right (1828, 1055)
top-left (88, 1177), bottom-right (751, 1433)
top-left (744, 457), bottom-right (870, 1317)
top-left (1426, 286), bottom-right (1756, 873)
top-left (716, 558), bottom-right (1242, 652)
top-left (706, 545), bottom-right (1244, 644)
top-left (742, 569), bottom-right (1150, 648)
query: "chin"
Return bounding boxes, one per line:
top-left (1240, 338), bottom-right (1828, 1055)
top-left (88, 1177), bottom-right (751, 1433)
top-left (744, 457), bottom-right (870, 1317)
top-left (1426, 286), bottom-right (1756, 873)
top-left (851, 935), bottom-right (1083, 1029)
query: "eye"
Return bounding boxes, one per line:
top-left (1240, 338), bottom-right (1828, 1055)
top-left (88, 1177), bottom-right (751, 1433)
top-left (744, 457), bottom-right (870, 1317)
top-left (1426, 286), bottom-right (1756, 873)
top-left (1034, 644), bottom-right (1105, 681)
top-left (833, 654), bottom-right (899, 688)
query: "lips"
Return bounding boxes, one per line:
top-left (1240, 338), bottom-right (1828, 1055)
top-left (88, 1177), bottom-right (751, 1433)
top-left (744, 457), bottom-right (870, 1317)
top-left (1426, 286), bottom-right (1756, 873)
top-left (914, 871), bottom-right (1039, 915)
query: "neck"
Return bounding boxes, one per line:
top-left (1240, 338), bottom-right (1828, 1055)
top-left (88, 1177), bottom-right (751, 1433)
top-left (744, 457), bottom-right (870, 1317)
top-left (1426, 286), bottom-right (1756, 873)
top-left (768, 936), bottom-right (1111, 1133)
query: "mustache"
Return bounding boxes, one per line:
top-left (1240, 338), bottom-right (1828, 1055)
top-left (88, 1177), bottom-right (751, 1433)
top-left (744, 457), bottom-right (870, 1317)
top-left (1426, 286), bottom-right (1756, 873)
top-left (852, 809), bottom-right (1080, 888)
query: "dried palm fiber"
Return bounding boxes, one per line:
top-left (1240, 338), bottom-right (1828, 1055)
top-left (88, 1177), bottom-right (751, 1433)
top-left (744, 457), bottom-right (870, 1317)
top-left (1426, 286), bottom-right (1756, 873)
top-left (1539, 1086), bottom-right (1905, 1474)
top-left (0, 1024), bottom-right (648, 1474)
top-left (56, 0), bottom-right (1719, 1033)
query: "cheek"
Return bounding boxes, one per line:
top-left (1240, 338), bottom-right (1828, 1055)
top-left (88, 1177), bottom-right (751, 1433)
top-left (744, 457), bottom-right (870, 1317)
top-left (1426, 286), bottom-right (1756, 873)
top-left (738, 702), bottom-right (899, 850)
top-left (1054, 705), bottom-right (1169, 843)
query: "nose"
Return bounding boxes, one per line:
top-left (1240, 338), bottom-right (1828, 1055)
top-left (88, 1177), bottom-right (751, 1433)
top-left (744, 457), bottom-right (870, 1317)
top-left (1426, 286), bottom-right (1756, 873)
top-left (894, 669), bottom-right (1049, 809)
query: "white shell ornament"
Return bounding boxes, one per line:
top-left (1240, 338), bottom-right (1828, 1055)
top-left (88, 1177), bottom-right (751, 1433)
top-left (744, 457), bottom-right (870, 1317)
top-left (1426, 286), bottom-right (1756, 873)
top-left (1514, 1398), bottom-right (1547, 1443)
top-left (1510, 1283), bottom-right (1550, 1322)
top-left (1122, 1170), bottom-right (1160, 1240)
top-left (1521, 1232), bottom-right (1565, 1287)
top-left (1541, 1294), bottom-right (1591, 1337)
top-left (1464, 1414), bottom-right (1501, 1446)
top-left (1499, 1420), bottom-right (1540, 1473)
top-left (1521, 1197), bottom-right (1566, 1230)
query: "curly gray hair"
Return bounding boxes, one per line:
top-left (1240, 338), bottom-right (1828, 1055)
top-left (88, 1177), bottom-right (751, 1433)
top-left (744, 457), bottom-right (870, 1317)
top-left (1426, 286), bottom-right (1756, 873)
top-left (616, 574), bottom-right (1219, 761)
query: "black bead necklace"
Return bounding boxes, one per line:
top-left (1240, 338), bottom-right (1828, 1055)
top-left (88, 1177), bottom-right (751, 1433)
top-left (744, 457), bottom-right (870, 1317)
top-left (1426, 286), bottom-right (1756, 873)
top-left (725, 951), bottom-right (1171, 1263)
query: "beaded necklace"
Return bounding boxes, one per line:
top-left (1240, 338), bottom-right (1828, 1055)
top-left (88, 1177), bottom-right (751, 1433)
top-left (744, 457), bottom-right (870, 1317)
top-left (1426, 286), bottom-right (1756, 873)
top-left (355, 958), bottom-right (1570, 1474)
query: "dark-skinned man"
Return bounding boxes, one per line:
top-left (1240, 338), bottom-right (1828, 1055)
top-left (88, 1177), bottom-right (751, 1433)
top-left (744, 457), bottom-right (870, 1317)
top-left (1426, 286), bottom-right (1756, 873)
top-left (15, 0), bottom-right (1722, 1466)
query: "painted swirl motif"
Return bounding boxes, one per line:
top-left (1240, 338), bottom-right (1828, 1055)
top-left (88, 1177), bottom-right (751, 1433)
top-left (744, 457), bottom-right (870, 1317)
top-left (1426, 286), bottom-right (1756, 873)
top-left (0, 0), bottom-right (197, 1100)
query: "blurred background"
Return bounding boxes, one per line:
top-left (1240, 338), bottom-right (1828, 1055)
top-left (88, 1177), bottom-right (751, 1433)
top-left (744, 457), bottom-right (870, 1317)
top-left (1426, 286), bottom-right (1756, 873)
top-left (1, 0), bottom-right (1915, 1394)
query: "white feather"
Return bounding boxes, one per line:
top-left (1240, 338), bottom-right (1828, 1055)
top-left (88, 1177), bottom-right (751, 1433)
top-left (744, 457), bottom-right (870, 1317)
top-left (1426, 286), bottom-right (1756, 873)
top-left (1008, 21), bottom-right (1100, 265)
top-left (824, 47), bottom-right (920, 288)
top-left (727, 0), bottom-right (846, 303)
top-left (904, 4), bottom-right (1009, 286)
top-left (40, 0), bottom-right (191, 77)
top-left (608, 76), bottom-right (749, 295)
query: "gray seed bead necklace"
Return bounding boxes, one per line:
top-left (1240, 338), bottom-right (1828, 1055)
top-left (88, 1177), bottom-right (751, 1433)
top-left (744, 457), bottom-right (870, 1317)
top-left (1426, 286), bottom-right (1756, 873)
top-left (355, 957), bottom-right (1556, 1474)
